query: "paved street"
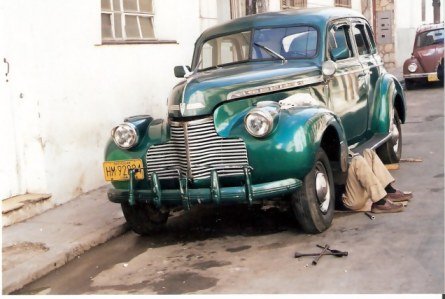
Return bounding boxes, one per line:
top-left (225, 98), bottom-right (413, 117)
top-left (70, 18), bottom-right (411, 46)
top-left (16, 83), bottom-right (444, 295)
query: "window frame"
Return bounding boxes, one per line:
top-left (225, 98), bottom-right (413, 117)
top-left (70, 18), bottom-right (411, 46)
top-left (193, 24), bottom-right (320, 71)
top-left (326, 21), bottom-right (356, 62)
top-left (352, 23), bottom-right (371, 56)
top-left (101, 0), bottom-right (175, 45)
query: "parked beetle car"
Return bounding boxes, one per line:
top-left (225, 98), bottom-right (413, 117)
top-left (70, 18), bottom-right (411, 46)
top-left (103, 8), bottom-right (407, 235)
top-left (403, 22), bottom-right (444, 89)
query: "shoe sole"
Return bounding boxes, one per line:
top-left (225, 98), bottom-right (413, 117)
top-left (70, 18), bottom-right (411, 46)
top-left (371, 206), bottom-right (404, 214)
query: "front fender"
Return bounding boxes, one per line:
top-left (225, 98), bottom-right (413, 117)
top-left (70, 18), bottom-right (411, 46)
top-left (214, 100), bottom-right (347, 183)
top-left (104, 116), bottom-right (167, 189)
top-left (370, 73), bottom-right (407, 135)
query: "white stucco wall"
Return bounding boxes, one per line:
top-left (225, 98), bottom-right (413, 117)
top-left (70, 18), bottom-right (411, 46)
top-left (1, 0), bottom-right (217, 203)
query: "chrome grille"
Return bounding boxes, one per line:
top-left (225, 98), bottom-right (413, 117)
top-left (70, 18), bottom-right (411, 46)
top-left (146, 118), bottom-right (249, 180)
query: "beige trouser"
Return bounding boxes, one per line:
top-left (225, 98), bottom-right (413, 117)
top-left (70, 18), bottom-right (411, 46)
top-left (342, 149), bottom-right (395, 211)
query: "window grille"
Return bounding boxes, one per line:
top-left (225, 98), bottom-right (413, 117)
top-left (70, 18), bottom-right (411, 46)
top-left (334, 0), bottom-right (352, 8)
top-left (101, 0), bottom-right (155, 42)
top-left (281, 0), bottom-right (307, 10)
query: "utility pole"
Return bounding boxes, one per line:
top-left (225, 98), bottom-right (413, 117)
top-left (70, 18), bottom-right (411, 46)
top-left (432, 0), bottom-right (441, 24)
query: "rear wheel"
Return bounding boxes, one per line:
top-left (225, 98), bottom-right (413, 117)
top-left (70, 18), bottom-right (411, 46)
top-left (291, 148), bottom-right (334, 234)
top-left (377, 109), bottom-right (402, 164)
top-left (121, 202), bottom-right (169, 235)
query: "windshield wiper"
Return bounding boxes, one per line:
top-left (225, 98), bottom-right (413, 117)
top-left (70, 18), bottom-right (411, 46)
top-left (254, 42), bottom-right (287, 63)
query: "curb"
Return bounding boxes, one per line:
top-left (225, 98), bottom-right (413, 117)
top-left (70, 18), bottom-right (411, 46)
top-left (2, 221), bottom-right (128, 294)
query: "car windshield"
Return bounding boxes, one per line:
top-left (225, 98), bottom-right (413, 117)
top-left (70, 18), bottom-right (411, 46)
top-left (195, 26), bottom-right (318, 71)
top-left (416, 28), bottom-right (444, 48)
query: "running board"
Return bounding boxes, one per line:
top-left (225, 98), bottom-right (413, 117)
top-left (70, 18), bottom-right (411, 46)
top-left (349, 133), bottom-right (391, 155)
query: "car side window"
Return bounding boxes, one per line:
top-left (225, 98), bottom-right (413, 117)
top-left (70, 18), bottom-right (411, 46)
top-left (364, 23), bottom-right (377, 53)
top-left (352, 24), bottom-right (371, 55)
top-left (328, 25), bottom-right (354, 61)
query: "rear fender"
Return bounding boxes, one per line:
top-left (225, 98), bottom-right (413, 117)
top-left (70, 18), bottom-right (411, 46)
top-left (370, 73), bottom-right (407, 134)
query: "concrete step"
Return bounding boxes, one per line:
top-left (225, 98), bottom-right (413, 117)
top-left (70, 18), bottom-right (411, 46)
top-left (2, 194), bottom-right (53, 227)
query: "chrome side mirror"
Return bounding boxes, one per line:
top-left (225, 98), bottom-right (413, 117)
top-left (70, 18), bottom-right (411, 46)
top-left (322, 60), bottom-right (337, 79)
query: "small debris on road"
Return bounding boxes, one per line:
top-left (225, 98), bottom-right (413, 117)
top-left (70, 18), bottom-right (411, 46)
top-left (123, 263), bottom-right (128, 268)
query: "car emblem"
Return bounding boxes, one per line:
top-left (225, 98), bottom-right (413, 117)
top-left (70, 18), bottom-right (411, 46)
top-left (179, 103), bottom-right (186, 116)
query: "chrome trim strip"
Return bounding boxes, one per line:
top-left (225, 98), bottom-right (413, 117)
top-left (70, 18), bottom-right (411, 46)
top-left (370, 133), bottom-right (392, 150)
top-left (170, 117), bottom-right (213, 126)
top-left (169, 103), bottom-right (205, 111)
top-left (226, 75), bottom-right (324, 100)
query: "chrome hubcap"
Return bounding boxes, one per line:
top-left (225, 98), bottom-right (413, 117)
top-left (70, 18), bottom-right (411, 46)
top-left (390, 110), bottom-right (400, 153)
top-left (315, 170), bottom-right (330, 213)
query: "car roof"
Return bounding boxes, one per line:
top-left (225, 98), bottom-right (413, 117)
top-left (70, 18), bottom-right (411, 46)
top-left (197, 7), bottom-right (365, 42)
top-left (416, 22), bottom-right (444, 33)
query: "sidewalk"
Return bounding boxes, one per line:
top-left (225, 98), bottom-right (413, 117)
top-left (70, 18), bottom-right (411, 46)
top-left (2, 185), bottom-right (128, 294)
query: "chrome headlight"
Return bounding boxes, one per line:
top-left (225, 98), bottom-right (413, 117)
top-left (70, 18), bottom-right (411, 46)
top-left (244, 102), bottom-right (280, 138)
top-left (111, 123), bottom-right (139, 149)
top-left (408, 62), bottom-right (418, 73)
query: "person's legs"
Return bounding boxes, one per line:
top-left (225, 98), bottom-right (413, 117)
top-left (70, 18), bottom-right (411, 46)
top-left (363, 149), bottom-right (394, 188)
top-left (363, 149), bottom-right (413, 202)
top-left (343, 155), bottom-right (387, 210)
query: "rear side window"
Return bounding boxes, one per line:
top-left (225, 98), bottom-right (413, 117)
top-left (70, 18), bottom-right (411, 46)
top-left (352, 25), bottom-right (371, 55)
top-left (328, 25), bottom-right (354, 60)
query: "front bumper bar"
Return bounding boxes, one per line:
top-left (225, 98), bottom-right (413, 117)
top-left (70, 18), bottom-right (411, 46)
top-left (108, 177), bottom-right (302, 208)
top-left (403, 72), bottom-right (437, 79)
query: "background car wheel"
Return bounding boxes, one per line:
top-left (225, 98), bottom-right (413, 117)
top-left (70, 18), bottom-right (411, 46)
top-left (291, 148), bottom-right (334, 234)
top-left (121, 202), bottom-right (169, 235)
top-left (377, 109), bottom-right (402, 164)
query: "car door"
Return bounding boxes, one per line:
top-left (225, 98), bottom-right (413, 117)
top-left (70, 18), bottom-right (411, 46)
top-left (327, 21), bottom-right (368, 142)
top-left (351, 20), bottom-right (378, 133)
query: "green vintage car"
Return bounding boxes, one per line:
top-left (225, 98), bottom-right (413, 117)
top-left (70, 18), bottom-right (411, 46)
top-left (103, 7), bottom-right (406, 235)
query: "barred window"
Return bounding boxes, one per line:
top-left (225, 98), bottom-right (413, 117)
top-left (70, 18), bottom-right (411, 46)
top-left (335, 0), bottom-right (351, 8)
top-left (101, 0), bottom-right (155, 42)
top-left (281, 0), bottom-right (307, 10)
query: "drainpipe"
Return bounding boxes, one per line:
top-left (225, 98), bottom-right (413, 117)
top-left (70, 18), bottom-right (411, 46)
top-left (432, 0), bottom-right (440, 24)
top-left (372, 0), bottom-right (377, 33)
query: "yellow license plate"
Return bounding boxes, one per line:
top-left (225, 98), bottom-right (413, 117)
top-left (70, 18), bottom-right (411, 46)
top-left (428, 73), bottom-right (439, 82)
top-left (103, 159), bottom-right (144, 181)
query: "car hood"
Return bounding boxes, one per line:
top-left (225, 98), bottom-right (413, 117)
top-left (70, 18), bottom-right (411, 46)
top-left (167, 61), bottom-right (321, 118)
top-left (414, 44), bottom-right (444, 72)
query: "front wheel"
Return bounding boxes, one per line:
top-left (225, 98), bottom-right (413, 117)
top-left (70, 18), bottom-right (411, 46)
top-left (377, 109), bottom-right (402, 164)
top-left (291, 148), bottom-right (335, 234)
top-left (121, 202), bottom-right (169, 235)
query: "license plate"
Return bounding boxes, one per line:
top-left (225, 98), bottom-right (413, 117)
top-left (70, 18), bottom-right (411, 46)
top-left (103, 159), bottom-right (144, 181)
top-left (428, 73), bottom-right (439, 82)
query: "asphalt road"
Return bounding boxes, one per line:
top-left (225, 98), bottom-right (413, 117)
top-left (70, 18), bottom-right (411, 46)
top-left (16, 82), bottom-right (444, 294)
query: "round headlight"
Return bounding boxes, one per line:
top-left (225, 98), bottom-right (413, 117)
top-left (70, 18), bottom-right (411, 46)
top-left (111, 123), bottom-right (139, 149)
top-left (408, 62), bottom-right (417, 73)
top-left (244, 108), bottom-right (276, 138)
